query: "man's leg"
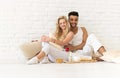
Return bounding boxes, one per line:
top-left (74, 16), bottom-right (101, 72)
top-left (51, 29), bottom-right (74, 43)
top-left (95, 46), bottom-right (106, 61)
top-left (82, 44), bottom-right (94, 56)
top-left (86, 34), bottom-right (106, 60)
top-left (47, 45), bottom-right (68, 62)
top-left (98, 46), bottom-right (106, 55)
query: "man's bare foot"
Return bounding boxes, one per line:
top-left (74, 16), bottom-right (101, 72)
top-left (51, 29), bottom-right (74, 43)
top-left (92, 46), bottom-right (106, 61)
top-left (95, 57), bottom-right (104, 61)
top-left (98, 46), bottom-right (106, 56)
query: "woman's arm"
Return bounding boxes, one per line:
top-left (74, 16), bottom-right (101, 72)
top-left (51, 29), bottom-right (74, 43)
top-left (51, 31), bottom-right (74, 46)
top-left (41, 31), bottom-right (74, 46)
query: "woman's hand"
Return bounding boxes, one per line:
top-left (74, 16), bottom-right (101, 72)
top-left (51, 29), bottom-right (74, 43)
top-left (41, 35), bottom-right (50, 42)
top-left (31, 40), bottom-right (38, 42)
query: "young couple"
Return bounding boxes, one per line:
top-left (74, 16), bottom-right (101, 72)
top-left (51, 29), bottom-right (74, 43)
top-left (27, 11), bottom-right (106, 64)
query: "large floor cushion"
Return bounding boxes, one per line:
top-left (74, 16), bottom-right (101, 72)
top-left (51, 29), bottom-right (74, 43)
top-left (20, 41), bottom-right (42, 59)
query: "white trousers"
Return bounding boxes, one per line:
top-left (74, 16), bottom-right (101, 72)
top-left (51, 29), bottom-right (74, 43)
top-left (75, 34), bottom-right (103, 57)
top-left (41, 42), bottom-right (68, 62)
top-left (41, 34), bottom-right (103, 62)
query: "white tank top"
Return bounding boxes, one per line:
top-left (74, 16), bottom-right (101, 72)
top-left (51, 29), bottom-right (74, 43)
top-left (70, 27), bottom-right (83, 46)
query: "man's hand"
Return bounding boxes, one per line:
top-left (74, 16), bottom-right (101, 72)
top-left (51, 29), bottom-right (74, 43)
top-left (64, 44), bottom-right (75, 52)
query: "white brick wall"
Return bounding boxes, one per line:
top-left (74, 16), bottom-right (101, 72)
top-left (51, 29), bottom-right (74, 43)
top-left (0, 0), bottom-right (120, 63)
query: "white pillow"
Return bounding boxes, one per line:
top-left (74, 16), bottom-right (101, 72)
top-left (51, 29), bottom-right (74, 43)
top-left (100, 50), bottom-right (120, 63)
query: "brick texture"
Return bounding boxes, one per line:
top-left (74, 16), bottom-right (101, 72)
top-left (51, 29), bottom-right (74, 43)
top-left (0, 0), bottom-right (120, 63)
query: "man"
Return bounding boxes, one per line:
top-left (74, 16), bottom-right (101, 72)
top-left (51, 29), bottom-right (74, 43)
top-left (65, 11), bottom-right (106, 60)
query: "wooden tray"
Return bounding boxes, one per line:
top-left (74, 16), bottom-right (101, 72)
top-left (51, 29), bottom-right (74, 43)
top-left (66, 59), bottom-right (97, 64)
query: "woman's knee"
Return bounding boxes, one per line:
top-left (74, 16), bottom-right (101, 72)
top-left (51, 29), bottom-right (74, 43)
top-left (41, 43), bottom-right (54, 55)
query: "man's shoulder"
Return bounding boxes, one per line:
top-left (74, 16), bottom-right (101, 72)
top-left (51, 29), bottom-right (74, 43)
top-left (78, 26), bottom-right (87, 33)
top-left (68, 31), bottom-right (74, 35)
top-left (78, 26), bottom-right (86, 30)
top-left (80, 26), bottom-right (86, 29)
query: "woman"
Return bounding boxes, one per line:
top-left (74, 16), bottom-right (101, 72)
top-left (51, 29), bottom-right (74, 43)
top-left (27, 16), bottom-right (74, 64)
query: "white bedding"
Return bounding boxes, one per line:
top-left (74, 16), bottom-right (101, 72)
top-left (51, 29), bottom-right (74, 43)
top-left (0, 62), bottom-right (120, 78)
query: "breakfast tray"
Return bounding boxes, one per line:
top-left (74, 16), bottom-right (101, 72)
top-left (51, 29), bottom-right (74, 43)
top-left (66, 59), bottom-right (97, 64)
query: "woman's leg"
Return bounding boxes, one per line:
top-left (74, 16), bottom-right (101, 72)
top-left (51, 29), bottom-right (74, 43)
top-left (47, 47), bottom-right (68, 62)
top-left (27, 42), bottom-right (51, 64)
top-left (27, 42), bottom-right (68, 64)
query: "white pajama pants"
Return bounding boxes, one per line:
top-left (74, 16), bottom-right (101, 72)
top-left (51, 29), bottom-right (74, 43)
top-left (41, 34), bottom-right (103, 62)
top-left (75, 34), bottom-right (103, 57)
top-left (41, 42), bottom-right (68, 62)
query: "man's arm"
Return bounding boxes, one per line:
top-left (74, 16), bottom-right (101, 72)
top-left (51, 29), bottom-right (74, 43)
top-left (65, 27), bottom-right (88, 51)
top-left (74, 27), bottom-right (88, 50)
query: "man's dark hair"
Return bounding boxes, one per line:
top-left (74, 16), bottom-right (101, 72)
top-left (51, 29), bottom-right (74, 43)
top-left (68, 11), bottom-right (79, 17)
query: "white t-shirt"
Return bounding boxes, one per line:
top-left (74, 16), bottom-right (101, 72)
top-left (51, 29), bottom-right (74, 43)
top-left (69, 27), bottom-right (83, 46)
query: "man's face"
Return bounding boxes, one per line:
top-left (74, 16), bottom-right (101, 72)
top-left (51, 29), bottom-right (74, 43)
top-left (69, 15), bottom-right (78, 28)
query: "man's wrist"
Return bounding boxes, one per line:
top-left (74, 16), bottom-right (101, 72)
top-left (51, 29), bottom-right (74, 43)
top-left (73, 46), bottom-right (78, 51)
top-left (53, 39), bottom-right (55, 43)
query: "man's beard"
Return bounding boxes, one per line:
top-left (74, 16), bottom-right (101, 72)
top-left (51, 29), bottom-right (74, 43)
top-left (70, 23), bottom-right (77, 28)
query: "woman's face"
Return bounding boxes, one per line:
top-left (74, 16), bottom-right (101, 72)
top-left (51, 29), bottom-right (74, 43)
top-left (59, 19), bottom-right (67, 30)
